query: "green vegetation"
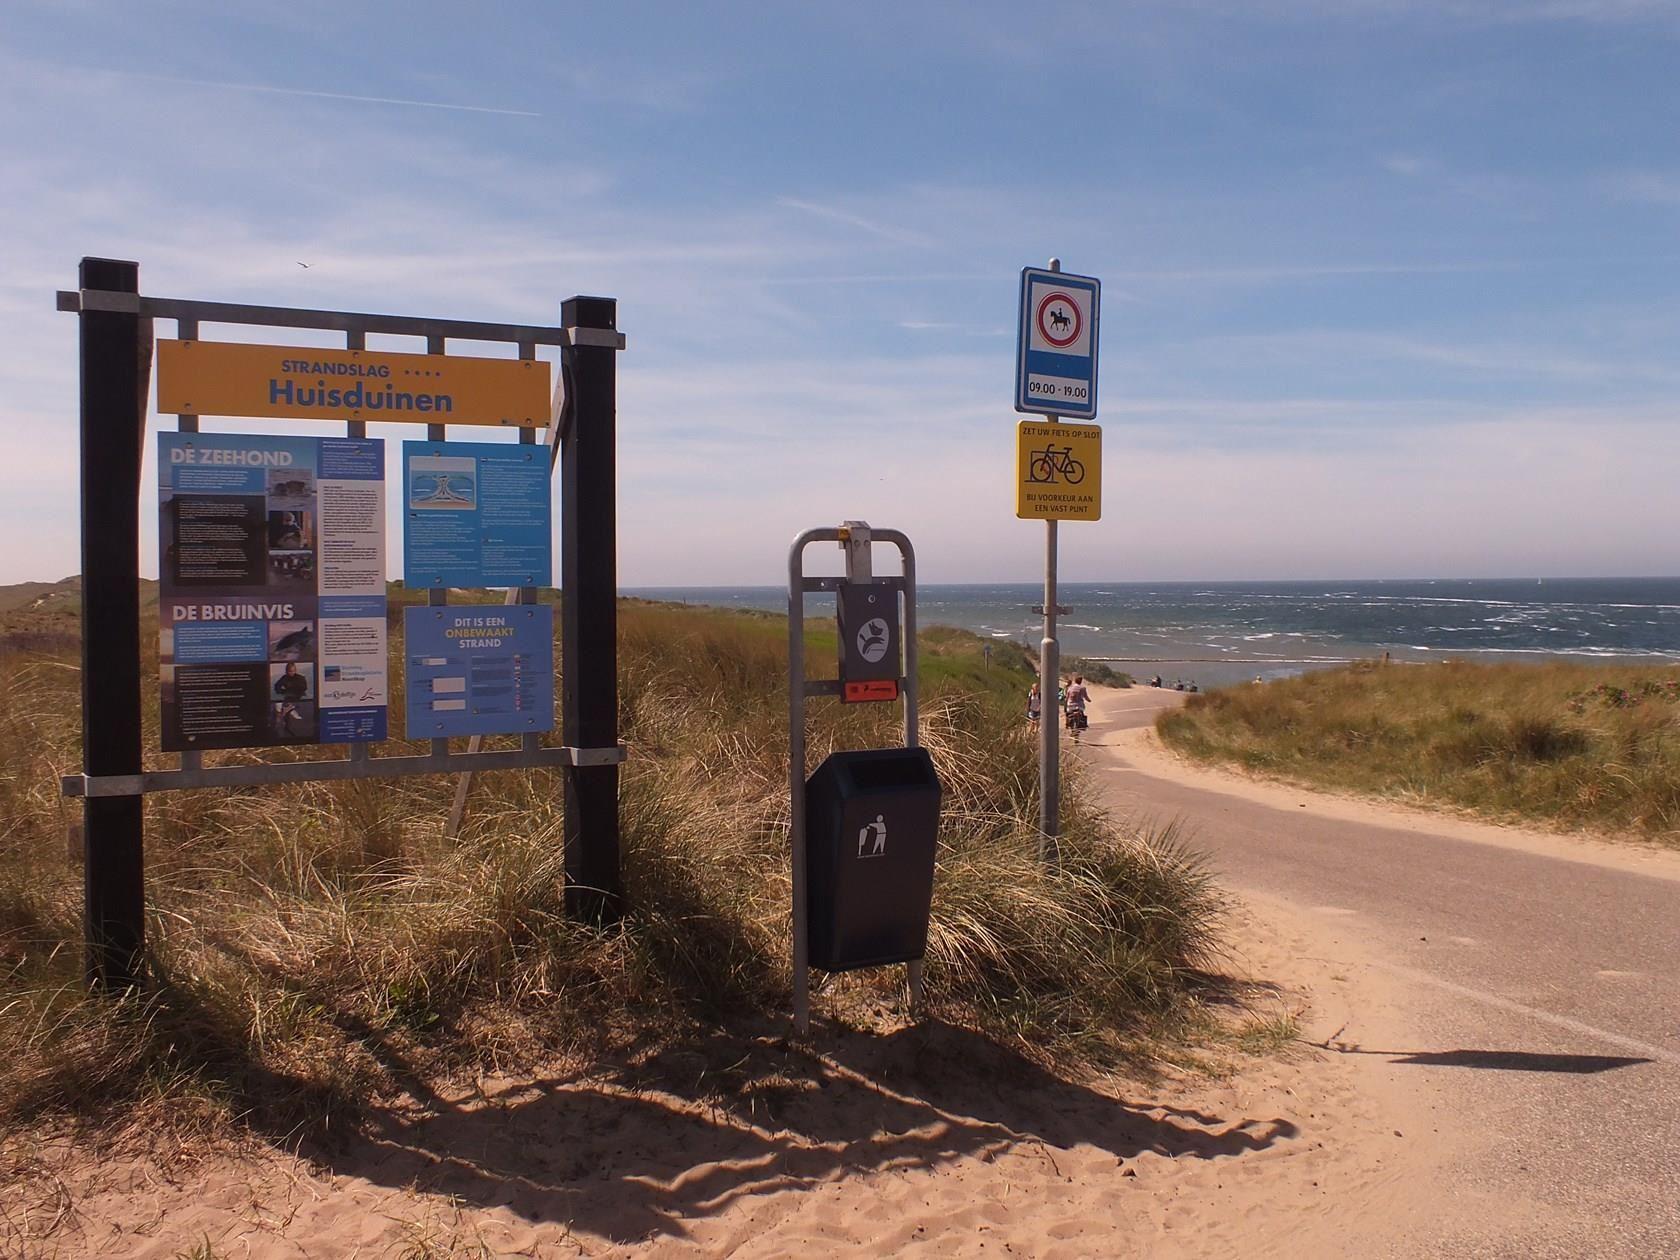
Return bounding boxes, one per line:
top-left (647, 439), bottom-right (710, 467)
top-left (1158, 660), bottom-right (1680, 842)
top-left (0, 598), bottom-right (1219, 1141)
top-left (1066, 658), bottom-right (1133, 688)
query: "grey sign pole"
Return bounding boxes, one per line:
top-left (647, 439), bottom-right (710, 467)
top-left (1038, 257), bottom-right (1062, 864)
top-left (788, 520), bottom-right (919, 1035)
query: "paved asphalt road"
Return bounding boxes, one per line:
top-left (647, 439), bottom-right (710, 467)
top-left (1083, 686), bottom-right (1680, 1258)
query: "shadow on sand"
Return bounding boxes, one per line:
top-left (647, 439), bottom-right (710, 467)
top-left (306, 1019), bottom-right (1297, 1248)
top-left (1323, 1046), bottom-right (1651, 1074)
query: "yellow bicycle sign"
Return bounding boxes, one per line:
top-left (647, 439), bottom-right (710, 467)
top-left (1016, 420), bottom-right (1101, 521)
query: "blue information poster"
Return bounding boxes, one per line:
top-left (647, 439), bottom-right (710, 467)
top-left (402, 440), bottom-right (551, 588)
top-left (158, 432), bottom-right (388, 751)
top-left (403, 604), bottom-right (555, 738)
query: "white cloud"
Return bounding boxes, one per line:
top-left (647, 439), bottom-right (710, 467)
top-left (87, 69), bottom-right (543, 117)
top-left (1604, 170), bottom-right (1680, 206)
top-left (775, 197), bottom-right (936, 248)
top-left (1381, 154), bottom-right (1431, 177)
top-left (1159, 328), bottom-right (1680, 387)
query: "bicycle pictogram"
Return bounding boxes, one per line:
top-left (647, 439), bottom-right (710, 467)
top-left (1027, 445), bottom-right (1086, 485)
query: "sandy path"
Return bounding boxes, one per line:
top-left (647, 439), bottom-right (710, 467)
top-left (1083, 684), bottom-right (1680, 1257)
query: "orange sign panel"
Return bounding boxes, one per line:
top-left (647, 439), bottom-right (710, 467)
top-left (156, 340), bottom-right (550, 427)
top-left (843, 679), bottom-right (900, 704)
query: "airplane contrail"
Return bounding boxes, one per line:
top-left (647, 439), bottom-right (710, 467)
top-left (112, 71), bottom-right (542, 118)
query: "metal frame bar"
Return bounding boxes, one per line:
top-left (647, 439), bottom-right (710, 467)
top-left (787, 521), bottom-right (920, 1036)
top-left (58, 288), bottom-right (626, 350)
top-left (63, 745), bottom-right (625, 798)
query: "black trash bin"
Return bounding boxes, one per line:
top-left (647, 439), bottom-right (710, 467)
top-left (805, 747), bottom-right (942, 971)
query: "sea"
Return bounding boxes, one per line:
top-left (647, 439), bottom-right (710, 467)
top-left (625, 578), bottom-right (1680, 688)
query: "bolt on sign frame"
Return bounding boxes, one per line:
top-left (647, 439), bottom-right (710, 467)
top-left (787, 520), bottom-right (921, 1035)
top-left (58, 257), bottom-right (628, 991)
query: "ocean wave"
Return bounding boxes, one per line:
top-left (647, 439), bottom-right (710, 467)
top-left (1412, 646), bottom-right (1680, 660)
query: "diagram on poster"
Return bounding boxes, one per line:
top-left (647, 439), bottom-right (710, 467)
top-left (158, 433), bottom-right (387, 750)
top-left (404, 605), bottom-right (555, 738)
top-left (403, 440), bottom-right (551, 589)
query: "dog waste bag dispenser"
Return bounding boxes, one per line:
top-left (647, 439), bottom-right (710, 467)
top-left (837, 582), bottom-right (901, 703)
top-left (805, 746), bottom-right (942, 971)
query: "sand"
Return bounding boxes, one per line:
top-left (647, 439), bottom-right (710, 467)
top-left (8, 696), bottom-right (1479, 1259)
top-left (5, 919), bottom-right (1446, 1259)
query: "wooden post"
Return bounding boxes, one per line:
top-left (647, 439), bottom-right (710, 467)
top-left (77, 257), bottom-right (149, 990)
top-left (560, 297), bottom-right (622, 921)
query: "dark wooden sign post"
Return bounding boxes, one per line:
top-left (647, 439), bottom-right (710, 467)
top-left (61, 257), bottom-right (626, 991)
top-left (559, 296), bottom-right (623, 923)
top-left (76, 257), bottom-right (148, 990)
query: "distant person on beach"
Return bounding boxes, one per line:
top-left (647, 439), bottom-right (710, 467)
top-left (1027, 682), bottom-right (1042, 729)
top-left (1150, 674), bottom-right (1163, 688)
top-left (1065, 675), bottom-right (1090, 740)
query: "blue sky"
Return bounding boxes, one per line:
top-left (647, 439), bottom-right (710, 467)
top-left (4, 0), bottom-right (1679, 583)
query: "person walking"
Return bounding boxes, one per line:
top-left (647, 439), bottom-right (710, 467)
top-left (1026, 681), bottom-right (1042, 729)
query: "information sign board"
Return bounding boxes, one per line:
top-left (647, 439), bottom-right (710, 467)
top-left (158, 432), bottom-right (388, 750)
top-left (1016, 420), bottom-right (1102, 521)
top-left (404, 604), bottom-right (555, 738)
top-left (1014, 268), bottom-right (1100, 420)
top-left (402, 440), bottom-right (552, 589)
top-left (157, 340), bottom-right (550, 427)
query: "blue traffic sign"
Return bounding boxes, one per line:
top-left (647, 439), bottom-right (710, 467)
top-left (1014, 267), bottom-right (1100, 420)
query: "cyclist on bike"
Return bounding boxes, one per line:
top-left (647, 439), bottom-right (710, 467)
top-left (1064, 675), bottom-right (1090, 740)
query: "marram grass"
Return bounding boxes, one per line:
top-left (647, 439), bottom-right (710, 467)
top-left (1158, 659), bottom-right (1680, 842)
top-left (0, 601), bottom-right (1218, 1136)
